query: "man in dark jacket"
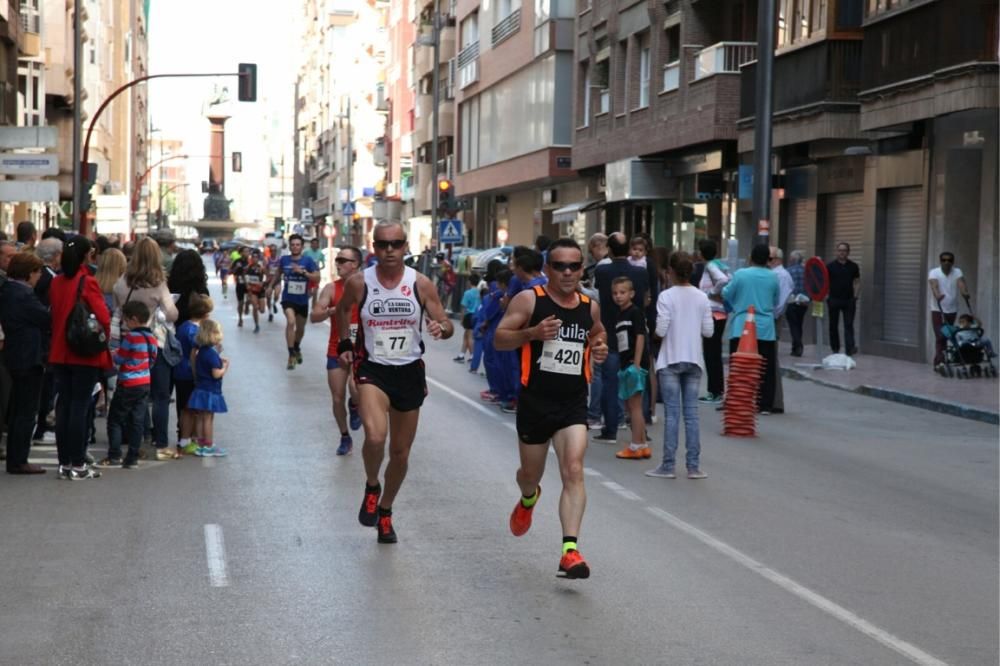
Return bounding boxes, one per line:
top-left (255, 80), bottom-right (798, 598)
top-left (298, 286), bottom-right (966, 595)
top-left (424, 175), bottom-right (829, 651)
top-left (0, 252), bottom-right (50, 473)
top-left (31, 237), bottom-right (61, 443)
top-left (593, 232), bottom-right (648, 442)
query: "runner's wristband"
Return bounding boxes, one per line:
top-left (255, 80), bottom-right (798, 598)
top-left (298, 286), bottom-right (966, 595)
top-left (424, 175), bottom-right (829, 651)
top-left (337, 339), bottom-right (354, 355)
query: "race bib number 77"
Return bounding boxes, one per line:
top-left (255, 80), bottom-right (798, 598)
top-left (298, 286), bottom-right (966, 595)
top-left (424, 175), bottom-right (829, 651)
top-left (374, 329), bottom-right (414, 359)
top-left (539, 340), bottom-right (584, 375)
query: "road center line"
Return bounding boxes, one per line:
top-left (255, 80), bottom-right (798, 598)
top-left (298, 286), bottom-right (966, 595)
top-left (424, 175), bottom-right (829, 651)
top-left (643, 506), bottom-right (947, 666)
top-left (601, 480), bottom-right (643, 501)
top-left (204, 524), bottom-right (230, 588)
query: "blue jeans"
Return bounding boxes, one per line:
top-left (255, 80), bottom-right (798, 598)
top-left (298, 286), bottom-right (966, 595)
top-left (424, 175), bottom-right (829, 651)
top-left (54, 364), bottom-right (101, 467)
top-left (107, 385), bottom-right (149, 462)
top-left (658, 363), bottom-right (702, 471)
top-left (599, 352), bottom-right (621, 437)
top-left (149, 352), bottom-right (174, 448)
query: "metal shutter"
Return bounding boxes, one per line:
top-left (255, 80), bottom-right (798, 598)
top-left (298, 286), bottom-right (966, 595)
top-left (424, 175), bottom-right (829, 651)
top-left (823, 193), bottom-right (864, 267)
top-left (880, 187), bottom-right (924, 345)
top-left (786, 199), bottom-right (810, 256)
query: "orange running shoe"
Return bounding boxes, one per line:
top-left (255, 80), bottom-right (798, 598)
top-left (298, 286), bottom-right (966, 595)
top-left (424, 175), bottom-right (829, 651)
top-left (639, 447), bottom-right (653, 459)
top-left (615, 447), bottom-right (645, 459)
top-left (558, 550), bottom-right (590, 579)
top-left (509, 486), bottom-right (540, 537)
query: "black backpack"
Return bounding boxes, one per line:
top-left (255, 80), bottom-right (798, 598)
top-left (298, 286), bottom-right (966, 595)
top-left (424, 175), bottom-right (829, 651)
top-left (65, 274), bottom-right (108, 356)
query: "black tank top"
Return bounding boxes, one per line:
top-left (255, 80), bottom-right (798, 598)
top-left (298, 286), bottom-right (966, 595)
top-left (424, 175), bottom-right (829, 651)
top-left (520, 286), bottom-right (594, 397)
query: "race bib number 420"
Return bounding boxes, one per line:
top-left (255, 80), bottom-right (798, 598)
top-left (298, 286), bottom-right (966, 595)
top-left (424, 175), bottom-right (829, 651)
top-left (539, 340), bottom-right (584, 375)
top-left (287, 280), bottom-right (307, 295)
top-left (374, 329), bottom-right (414, 359)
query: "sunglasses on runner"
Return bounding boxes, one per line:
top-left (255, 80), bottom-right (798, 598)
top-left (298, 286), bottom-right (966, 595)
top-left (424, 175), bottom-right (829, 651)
top-left (373, 239), bottom-right (406, 250)
top-left (335, 257), bottom-right (357, 264)
top-left (549, 261), bottom-right (583, 273)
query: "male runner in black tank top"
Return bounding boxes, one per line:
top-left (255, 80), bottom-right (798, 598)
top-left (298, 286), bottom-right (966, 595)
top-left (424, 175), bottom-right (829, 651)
top-left (495, 238), bottom-right (608, 579)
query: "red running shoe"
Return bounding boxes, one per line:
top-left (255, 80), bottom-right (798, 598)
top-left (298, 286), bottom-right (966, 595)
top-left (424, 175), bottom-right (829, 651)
top-left (558, 550), bottom-right (590, 579)
top-left (509, 486), bottom-right (540, 536)
top-left (358, 484), bottom-right (380, 527)
top-left (479, 390), bottom-right (499, 403)
top-left (376, 511), bottom-right (397, 544)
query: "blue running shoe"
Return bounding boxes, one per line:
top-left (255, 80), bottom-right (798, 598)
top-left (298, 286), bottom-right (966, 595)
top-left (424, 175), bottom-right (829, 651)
top-left (336, 434), bottom-right (352, 456)
top-left (348, 402), bottom-right (362, 431)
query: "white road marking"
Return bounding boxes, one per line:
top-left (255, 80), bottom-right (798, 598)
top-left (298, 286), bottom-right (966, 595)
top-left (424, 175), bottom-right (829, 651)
top-left (426, 376), bottom-right (517, 432)
top-left (583, 467), bottom-right (603, 477)
top-left (203, 524), bottom-right (229, 587)
top-left (600, 480), bottom-right (643, 501)
top-left (643, 506), bottom-right (948, 666)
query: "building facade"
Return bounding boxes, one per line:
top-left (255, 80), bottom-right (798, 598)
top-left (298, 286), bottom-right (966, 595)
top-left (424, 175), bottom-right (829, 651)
top-left (739, 0), bottom-right (998, 363)
top-left (452, 0), bottom-right (585, 249)
top-left (294, 0), bottom-right (389, 248)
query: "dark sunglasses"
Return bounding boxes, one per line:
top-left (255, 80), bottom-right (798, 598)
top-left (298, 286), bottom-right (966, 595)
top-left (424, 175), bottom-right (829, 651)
top-left (373, 239), bottom-right (406, 250)
top-left (335, 257), bottom-right (357, 264)
top-left (941, 258), bottom-right (954, 263)
top-left (549, 261), bottom-right (583, 272)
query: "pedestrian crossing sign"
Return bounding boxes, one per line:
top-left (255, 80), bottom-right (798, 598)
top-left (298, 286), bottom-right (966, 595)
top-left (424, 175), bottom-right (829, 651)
top-left (439, 219), bottom-right (463, 244)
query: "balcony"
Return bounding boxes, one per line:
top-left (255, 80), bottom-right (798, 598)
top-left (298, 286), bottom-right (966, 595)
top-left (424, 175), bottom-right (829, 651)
top-left (440, 25), bottom-right (456, 62)
top-left (18, 9), bottom-right (40, 57)
top-left (740, 40), bottom-right (862, 119)
top-left (373, 139), bottom-right (387, 167)
top-left (414, 34), bottom-right (435, 77)
top-left (456, 41), bottom-right (479, 89)
top-left (692, 42), bottom-right (756, 81)
top-left (491, 8), bottom-right (521, 47)
top-left (438, 100), bottom-right (454, 138)
top-left (860, 0), bottom-right (998, 94)
top-left (375, 83), bottom-right (388, 112)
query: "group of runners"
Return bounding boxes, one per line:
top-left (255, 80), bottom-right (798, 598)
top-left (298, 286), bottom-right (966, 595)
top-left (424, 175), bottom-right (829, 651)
top-left (219, 225), bottom-right (608, 579)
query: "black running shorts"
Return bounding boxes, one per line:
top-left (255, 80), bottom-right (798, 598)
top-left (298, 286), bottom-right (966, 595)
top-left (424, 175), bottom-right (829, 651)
top-left (516, 390), bottom-right (589, 445)
top-left (462, 313), bottom-right (474, 330)
top-left (355, 359), bottom-right (427, 412)
top-left (281, 301), bottom-right (309, 320)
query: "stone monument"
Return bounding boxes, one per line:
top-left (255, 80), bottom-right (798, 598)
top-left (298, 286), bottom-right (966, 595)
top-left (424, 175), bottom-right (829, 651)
top-left (202, 85), bottom-right (233, 221)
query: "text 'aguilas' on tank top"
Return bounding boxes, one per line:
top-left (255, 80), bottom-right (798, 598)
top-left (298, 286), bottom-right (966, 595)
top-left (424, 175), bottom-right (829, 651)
top-left (520, 285), bottom-right (594, 395)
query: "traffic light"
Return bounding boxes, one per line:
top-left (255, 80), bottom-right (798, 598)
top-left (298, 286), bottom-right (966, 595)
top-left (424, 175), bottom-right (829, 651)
top-left (437, 178), bottom-right (455, 213)
top-left (238, 63), bottom-right (257, 102)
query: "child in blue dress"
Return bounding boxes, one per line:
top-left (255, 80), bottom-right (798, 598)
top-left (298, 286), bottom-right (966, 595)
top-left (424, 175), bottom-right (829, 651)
top-left (188, 319), bottom-right (230, 457)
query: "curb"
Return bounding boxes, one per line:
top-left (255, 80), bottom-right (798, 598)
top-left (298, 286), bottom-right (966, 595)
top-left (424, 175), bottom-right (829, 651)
top-left (781, 367), bottom-right (999, 425)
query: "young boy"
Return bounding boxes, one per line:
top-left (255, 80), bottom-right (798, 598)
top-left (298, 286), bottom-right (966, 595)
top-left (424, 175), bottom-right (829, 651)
top-left (612, 277), bottom-right (651, 459)
top-left (958, 314), bottom-right (995, 357)
top-left (101, 301), bottom-right (158, 469)
top-left (454, 274), bottom-right (482, 363)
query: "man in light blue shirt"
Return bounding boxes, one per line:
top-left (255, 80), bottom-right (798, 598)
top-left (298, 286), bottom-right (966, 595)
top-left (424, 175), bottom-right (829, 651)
top-left (723, 244), bottom-right (780, 413)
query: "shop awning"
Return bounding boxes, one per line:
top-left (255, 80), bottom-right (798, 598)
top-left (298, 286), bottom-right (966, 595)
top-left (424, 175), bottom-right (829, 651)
top-left (551, 198), bottom-right (605, 225)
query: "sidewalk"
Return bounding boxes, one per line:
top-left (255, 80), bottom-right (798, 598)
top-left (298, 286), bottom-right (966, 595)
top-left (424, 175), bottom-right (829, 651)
top-left (775, 342), bottom-right (999, 424)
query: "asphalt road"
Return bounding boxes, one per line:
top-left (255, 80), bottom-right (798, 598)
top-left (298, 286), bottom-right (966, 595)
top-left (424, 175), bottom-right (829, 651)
top-left (1, 274), bottom-right (996, 665)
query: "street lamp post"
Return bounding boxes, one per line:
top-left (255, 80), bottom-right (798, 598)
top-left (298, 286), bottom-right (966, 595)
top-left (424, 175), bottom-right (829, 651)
top-left (430, 0), bottom-right (441, 245)
top-left (753, 0), bottom-right (777, 246)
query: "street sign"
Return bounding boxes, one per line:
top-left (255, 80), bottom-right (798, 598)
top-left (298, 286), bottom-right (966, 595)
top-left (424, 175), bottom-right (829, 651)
top-left (301, 207), bottom-right (313, 222)
top-left (0, 180), bottom-right (58, 202)
top-left (804, 256), bottom-right (830, 302)
top-left (0, 153), bottom-right (58, 176)
top-left (0, 127), bottom-right (57, 149)
top-left (439, 219), bottom-right (463, 244)
top-left (342, 201), bottom-right (355, 216)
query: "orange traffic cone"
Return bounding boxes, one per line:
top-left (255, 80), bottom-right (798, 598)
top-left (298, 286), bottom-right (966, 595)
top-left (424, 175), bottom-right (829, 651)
top-left (722, 306), bottom-right (764, 438)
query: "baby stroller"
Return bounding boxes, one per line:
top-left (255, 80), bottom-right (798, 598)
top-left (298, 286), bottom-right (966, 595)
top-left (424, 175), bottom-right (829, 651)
top-left (938, 297), bottom-right (997, 379)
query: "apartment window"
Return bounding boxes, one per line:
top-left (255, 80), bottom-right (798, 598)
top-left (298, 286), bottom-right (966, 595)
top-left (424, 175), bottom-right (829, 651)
top-left (638, 38), bottom-right (651, 108)
top-left (497, 0), bottom-right (521, 22)
top-left (662, 24), bottom-right (680, 92)
top-left (579, 63), bottom-right (591, 126)
top-left (17, 60), bottom-right (43, 127)
top-left (593, 38), bottom-right (610, 114)
top-left (778, 0), bottom-right (829, 47)
top-left (461, 12), bottom-right (479, 47)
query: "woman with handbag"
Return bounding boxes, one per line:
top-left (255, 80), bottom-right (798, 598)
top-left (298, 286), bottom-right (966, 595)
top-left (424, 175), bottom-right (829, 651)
top-left (112, 237), bottom-right (179, 460)
top-left (48, 236), bottom-right (112, 480)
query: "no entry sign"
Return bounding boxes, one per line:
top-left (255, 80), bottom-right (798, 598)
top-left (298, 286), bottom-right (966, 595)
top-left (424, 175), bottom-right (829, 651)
top-left (804, 257), bottom-right (830, 301)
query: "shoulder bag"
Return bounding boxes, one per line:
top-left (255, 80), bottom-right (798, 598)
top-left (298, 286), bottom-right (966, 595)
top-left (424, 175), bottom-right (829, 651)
top-left (66, 275), bottom-right (108, 356)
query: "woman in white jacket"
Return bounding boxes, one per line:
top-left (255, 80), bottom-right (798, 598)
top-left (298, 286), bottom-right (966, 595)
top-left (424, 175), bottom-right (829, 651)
top-left (647, 252), bottom-right (714, 480)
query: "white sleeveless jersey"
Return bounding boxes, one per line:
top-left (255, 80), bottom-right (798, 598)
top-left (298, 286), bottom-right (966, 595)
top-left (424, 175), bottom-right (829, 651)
top-left (357, 265), bottom-right (425, 366)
